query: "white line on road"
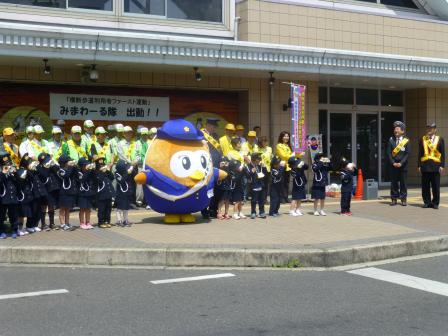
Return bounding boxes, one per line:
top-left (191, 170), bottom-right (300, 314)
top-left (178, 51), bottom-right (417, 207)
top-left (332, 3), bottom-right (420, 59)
top-left (150, 273), bottom-right (236, 284)
top-left (348, 267), bottom-right (448, 297)
top-left (0, 289), bottom-right (69, 300)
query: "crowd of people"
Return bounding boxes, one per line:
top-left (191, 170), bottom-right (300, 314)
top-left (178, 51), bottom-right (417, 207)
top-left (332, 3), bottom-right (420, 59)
top-left (0, 117), bottom-right (443, 239)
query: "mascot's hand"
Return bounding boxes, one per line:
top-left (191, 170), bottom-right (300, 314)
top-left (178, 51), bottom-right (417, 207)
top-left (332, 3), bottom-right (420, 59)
top-left (134, 171), bottom-right (147, 185)
top-left (218, 169), bottom-right (228, 181)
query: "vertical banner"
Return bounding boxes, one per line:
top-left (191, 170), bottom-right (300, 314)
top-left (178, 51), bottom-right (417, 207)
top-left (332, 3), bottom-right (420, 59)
top-left (290, 84), bottom-right (307, 154)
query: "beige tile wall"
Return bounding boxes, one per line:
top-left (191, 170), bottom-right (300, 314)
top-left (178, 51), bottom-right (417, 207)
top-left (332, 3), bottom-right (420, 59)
top-left (237, 0), bottom-right (448, 58)
top-left (0, 65), bottom-right (318, 149)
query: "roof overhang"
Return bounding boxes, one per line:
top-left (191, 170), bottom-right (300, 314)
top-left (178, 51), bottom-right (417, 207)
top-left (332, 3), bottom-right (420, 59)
top-left (415, 0), bottom-right (448, 19)
top-left (1, 21), bottom-right (448, 83)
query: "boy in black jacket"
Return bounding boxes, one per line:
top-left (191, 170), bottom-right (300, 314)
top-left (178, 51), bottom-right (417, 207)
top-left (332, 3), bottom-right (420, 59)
top-left (0, 153), bottom-right (20, 239)
top-left (340, 158), bottom-right (356, 216)
top-left (247, 153), bottom-right (268, 219)
top-left (57, 155), bottom-right (78, 231)
top-left (269, 156), bottom-right (285, 217)
top-left (95, 157), bottom-right (115, 228)
top-left (37, 153), bottom-right (60, 230)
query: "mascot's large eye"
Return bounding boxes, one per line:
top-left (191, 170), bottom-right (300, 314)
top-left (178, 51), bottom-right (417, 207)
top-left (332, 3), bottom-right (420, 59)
top-left (200, 155), bottom-right (207, 169)
top-left (170, 151), bottom-right (195, 178)
top-left (194, 150), bottom-right (210, 172)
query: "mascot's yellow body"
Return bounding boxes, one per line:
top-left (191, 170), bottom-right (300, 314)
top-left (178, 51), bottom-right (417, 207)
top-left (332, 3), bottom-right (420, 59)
top-left (135, 119), bottom-right (226, 224)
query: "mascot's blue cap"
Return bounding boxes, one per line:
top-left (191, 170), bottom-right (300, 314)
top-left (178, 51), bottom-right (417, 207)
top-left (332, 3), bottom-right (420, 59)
top-left (157, 119), bottom-right (204, 141)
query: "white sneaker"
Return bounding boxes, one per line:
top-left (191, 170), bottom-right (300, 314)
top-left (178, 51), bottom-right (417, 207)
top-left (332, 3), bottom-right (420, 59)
top-left (295, 209), bottom-right (304, 216)
top-left (233, 213), bottom-right (241, 220)
top-left (19, 230), bottom-right (28, 236)
top-left (145, 206), bottom-right (151, 210)
top-left (289, 210), bottom-right (299, 217)
top-left (314, 211), bottom-right (320, 216)
top-left (33, 227), bottom-right (42, 232)
top-left (319, 210), bottom-right (327, 216)
top-left (239, 213), bottom-right (247, 219)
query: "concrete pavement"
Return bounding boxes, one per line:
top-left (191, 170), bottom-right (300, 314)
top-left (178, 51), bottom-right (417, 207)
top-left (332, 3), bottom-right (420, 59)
top-left (0, 187), bottom-right (447, 267)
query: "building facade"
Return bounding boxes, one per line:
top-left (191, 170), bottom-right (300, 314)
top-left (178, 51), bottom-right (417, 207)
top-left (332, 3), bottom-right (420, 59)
top-left (0, 0), bottom-right (448, 185)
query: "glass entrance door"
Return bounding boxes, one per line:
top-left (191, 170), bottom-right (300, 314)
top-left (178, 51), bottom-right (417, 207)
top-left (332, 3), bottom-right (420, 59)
top-left (356, 114), bottom-right (379, 181)
top-left (329, 113), bottom-right (352, 183)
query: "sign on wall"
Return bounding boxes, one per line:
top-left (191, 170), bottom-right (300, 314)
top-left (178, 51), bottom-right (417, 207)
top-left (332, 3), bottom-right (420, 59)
top-left (50, 93), bottom-right (170, 121)
top-left (290, 84), bottom-right (307, 154)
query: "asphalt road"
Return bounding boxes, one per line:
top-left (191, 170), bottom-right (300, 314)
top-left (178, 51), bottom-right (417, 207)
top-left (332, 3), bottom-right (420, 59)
top-left (1, 256), bottom-right (448, 336)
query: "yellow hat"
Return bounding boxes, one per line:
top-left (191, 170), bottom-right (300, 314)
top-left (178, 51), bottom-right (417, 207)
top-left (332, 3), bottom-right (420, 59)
top-left (236, 124), bottom-right (245, 131)
top-left (225, 123), bottom-right (236, 131)
top-left (2, 128), bottom-right (14, 137)
top-left (247, 131), bottom-right (257, 137)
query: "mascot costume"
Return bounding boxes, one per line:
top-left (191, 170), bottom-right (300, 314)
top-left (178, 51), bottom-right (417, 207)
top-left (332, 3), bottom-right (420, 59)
top-left (135, 119), bottom-right (227, 224)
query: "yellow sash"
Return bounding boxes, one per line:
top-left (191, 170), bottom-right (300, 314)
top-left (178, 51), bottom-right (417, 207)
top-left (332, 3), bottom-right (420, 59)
top-left (126, 141), bottom-right (136, 160)
top-left (392, 138), bottom-right (409, 157)
top-left (4, 143), bottom-right (19, 166)
top-left (421, 135), bottom-right (441, 163)
top-left (90, 142), bottom-right (110, 158)
top-left (201, 128), bottom-right (221, 152)
top-left (68, 139), bottom-right (87, 158)
top-left (30, 140), bottom-right (47, 155)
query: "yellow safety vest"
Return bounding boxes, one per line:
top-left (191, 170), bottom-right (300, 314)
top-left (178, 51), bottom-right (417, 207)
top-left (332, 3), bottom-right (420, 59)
top-left (4, 143), bottom-right (20, 166)
top-left (421, 135), bottom-right (441, 163)
top-left (201, 129), bottom-right (221, 152)
top-left (392, 138), bottom-right (409, 157)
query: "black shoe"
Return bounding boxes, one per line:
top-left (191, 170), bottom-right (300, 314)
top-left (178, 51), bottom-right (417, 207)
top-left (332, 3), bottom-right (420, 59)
top-left (433, 205), bottom-right (439, 209)
top-left (423, 203), bottom-right (431, 208)
top-left (390, 199), bottom-right (397, 206)
top-left (401, 200), bottom-right (407, 206)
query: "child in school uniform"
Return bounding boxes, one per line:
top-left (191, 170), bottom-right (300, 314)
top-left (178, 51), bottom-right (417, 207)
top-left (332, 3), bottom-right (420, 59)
top-left (340, 158), bottom-right (357, 216)
top-left (216, 156), bottom-right (232, 220)
top-left (95, 157), bottom-right (115, 228)
top-left (114, 159), bottom-right (133, 227)
top-left (247, 153), bottom-right (268, 219)
top-left (37, 153), bottom-right (60, 230)
top-left (28, 154), bottom-right (47, 232)
top-left (77, 158), bottom-right (96, 230)
top-left (16, 155), bottom-right (35, 234)
top-left (57, 154), bottom-right (78, 231)
top-left (269, 156), bottom-right (285, 217)
top-left (311, 153), bottom-right (332, 216)
top-left (227, 138), bottom-right (247, 220)
top-left (0, 154), bottom-right (20, 239)
top-left (288, 155), bottom-right (308, 216)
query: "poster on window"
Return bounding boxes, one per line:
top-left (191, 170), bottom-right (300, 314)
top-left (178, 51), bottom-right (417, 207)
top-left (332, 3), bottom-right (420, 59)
top-left (307, 134), bottom-right (323, 162)
top-left (290, 84), bottom-right (307, 154)
top-left (50, 93), bottom-right (170, 121)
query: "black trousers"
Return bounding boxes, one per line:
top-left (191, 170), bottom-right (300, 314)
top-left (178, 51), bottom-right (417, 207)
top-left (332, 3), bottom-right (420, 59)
top-left (0, 204), bottom-right (19, 234)
top-left (31, 196), bottom-right (45, 228)
top-left (269, 187), bottom-right (281, 215)
top-left (281, 171), bottom-right (290, 202)
top-left (251, 190), bottom-right (265, 214)
top-left (422, 172), bottom-right (440, 206)
top-left (390, 167), bottom-right (407, 200)
top-left (340, 191), bottom-right (352, 213)
top-left (97, 199), bottom-right (112, 224)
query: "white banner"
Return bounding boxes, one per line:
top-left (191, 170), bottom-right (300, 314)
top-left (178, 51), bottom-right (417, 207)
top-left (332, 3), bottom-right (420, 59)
top-left (50, 93), bottom-right (169, 121)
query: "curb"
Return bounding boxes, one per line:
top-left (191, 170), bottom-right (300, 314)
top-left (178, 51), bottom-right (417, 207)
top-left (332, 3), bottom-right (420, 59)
top-left (1, 235), bottom-right (448, 268)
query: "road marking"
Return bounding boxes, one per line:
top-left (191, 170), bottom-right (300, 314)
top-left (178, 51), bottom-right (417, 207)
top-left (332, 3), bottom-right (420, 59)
top-left (150, 273), bottom-right (235, 284)
top-left (0, 289), bottom-right (69, 300)
top-left (348, 267), bottom-right (448, 297)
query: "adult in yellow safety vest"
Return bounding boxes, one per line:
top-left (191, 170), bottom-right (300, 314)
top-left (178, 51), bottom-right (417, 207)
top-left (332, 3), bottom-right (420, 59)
top-left (81, 120), bottom-right (96, 150)
top-left (26, 125), bottom-right (48, 160)
top-left (136, 127), bottom-right (149, 208)
top-left (89, 126), bottom-right (114, 165)
top-left (2, 128), bottom-right (20, 167)
top-left (418, 122), bottom-right (445, 209)
top-left (386, 121), bottom-right (410, 206)
top-left (109, 123), bottom-right (124, 162)
top-left (46, 126), bottom-right (64, 159)
top-left (276, 131), bottom-right (293, 203)
top-left (59, 125), bottom-right (88, 161)
top-left (19, 126), bottom-right (34, 157)
top-left (236, 124), bottom-right (246, 144)
top-left (117, 125), bottom-right (141, 206)
top-left (219, 123), bottom-right (236, 157)
top-left (258, 136), bottom-right (273, 202)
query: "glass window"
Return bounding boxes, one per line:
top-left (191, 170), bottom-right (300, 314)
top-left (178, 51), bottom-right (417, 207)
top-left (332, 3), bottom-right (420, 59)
top-left (167, 0), bottom-right (222, 22)
top-left (329, 87), bottom-right (354, 105)
top-left (68, 0), bottom-right (112, 10)
top-left (319, 87), bottom-right (328, 104)
top-left (319, 110), bottom-right (328, 156)
top-left (0, 0), bottom-right (64, 7)
top-left (356, 89), bottom-right (378, 106)
top-left (124, 0), bottom-right (165, 15)
top-left (381, 90), bottom-right (403, 107)
top-left (381, 0), bottom-right (418, 9)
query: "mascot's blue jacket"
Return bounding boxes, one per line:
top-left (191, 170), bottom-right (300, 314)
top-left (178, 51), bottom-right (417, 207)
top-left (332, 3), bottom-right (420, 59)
top-left (142, 166), bottom-right (218, 214)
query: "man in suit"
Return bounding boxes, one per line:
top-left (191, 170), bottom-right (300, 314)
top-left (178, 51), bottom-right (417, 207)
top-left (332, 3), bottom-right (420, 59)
top-left (418, 122), bottom-right (445, 209)
top-left (387, 121), bottom-right (410, 206)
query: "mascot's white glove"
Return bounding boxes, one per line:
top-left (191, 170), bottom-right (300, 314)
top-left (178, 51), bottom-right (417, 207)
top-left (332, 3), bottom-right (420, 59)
top-left (298, 161), bottom-right (305, 169)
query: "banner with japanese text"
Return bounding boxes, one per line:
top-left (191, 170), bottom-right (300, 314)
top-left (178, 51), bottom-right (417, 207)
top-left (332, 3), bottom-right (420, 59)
top-left (290, 84), bottom-right (307, 154)
top-left (50, 93), bottom-right (169, 121)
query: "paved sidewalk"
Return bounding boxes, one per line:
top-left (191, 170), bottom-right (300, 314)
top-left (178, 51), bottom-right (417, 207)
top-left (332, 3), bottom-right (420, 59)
top-left (0, 188), bottom-right (447, 267)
